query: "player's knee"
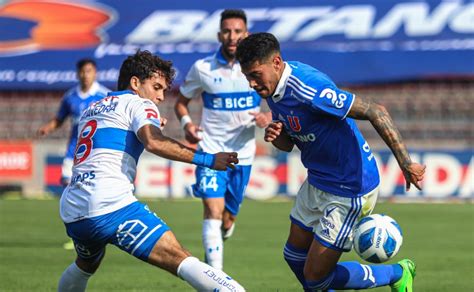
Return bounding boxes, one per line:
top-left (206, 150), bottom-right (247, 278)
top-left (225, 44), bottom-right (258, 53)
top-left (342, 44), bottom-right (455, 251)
top-left (303, 262), bottom-right (332, 281)
top-left (75, 255), bottom-right (103, 274)
top-left (203, 204), bottom-right (224, 219)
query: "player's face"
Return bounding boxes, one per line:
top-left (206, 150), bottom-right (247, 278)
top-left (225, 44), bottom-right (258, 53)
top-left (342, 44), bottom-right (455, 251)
top-left (218, 18), bottom-right (248, 60)
top-left (241, 55), bottom-right (283, 98)
top-left (77, 63), bottom-right (96, 90)
top-left (132, 72), bottom-right (168, 105)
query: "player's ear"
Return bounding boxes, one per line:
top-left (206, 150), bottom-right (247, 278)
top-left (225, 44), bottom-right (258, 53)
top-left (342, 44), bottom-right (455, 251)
top-left (272, 54), bottom-right (282, 71)
top-left (129, 76), bottom-right (140, 91)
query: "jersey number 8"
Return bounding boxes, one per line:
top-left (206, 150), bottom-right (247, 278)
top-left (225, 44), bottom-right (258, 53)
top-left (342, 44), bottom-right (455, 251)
top-left (74, 120), bottom-right (98, 165)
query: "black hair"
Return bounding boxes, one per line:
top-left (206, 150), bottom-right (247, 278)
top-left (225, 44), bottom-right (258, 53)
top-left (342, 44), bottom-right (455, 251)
top-left (117, 50), bottom-right (176, 91)
top-left (236, 32), bottom-right (280, 68)
top-left (76, 58), bottom-right (96, 71)
top-left (220, 9), bottom-right (247, 27)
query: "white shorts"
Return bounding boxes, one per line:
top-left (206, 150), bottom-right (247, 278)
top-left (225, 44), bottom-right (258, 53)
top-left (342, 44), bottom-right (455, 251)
top-left (290, 179), bottom-right (378, 252)
top-left (61, 157), bottom-right (73, 184)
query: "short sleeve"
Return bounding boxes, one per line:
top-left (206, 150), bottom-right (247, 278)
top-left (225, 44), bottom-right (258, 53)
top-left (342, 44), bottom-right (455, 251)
top-left (129, 99), bottom-right (162, 135)
top-left (310, 83), bottom-right (354, 119)
top-left (56, 95), bottom-right (70, 122)
top-left (179, 62), bottom-right (203, 99)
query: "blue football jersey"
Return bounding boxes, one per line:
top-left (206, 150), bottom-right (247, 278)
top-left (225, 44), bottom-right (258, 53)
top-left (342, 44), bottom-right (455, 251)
top-left (267, 62), bottom-right (380, 197)
top-left (56, 82), bottom-right (109, 158)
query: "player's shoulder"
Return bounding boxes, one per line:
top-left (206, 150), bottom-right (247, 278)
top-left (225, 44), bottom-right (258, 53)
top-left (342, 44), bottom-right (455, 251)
top-left (288, 61), bottom-right (335, 89)
top-left (192, 54), bottom-right (217, 71)
top-left (63, 86), bottom-right (78, 100)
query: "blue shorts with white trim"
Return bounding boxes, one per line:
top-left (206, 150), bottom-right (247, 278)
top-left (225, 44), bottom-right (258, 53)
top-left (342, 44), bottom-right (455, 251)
top-left (64, 201), bottom-right (170, 262)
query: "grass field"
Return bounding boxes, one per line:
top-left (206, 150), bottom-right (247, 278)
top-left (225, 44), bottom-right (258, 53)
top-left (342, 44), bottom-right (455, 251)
top-left (1, 198), bottom-right (473, 291)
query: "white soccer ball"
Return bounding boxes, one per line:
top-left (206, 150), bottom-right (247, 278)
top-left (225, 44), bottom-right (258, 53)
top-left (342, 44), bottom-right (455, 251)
top-left (353, 214), bottom-right (403, 263)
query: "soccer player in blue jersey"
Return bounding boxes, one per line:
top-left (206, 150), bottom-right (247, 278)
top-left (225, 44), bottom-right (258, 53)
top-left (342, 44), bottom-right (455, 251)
top-left (174, 9), bottom-right (271, 270)
top-left (57, 50), bottom-right (245, 291)
top-left (237, 33), bottom-right (425, 292)
top-left (37, 58), bottom-right (109, 186)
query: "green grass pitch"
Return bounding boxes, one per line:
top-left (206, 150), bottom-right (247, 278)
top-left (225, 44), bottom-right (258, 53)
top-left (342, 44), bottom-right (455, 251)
top-left (1, 198), bottom-right (473, 291)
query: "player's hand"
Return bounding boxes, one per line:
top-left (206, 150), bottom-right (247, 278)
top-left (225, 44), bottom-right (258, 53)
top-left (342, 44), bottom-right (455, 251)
top-left (184, 123), bottom-right (203, 144)
top-left (249, 111), bottom-right (270, 128)
top-left (37, 125), bottom-right (50, 138)
top-left (264, 121), bottom-right (283, 142)
top-left (213, 152), bottom-right (239, 170)
top-left (402, 162), bottom-right (426, 191)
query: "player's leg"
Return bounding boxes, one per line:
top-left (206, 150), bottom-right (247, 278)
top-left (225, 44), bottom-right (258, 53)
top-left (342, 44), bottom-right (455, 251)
top-left (303, 188), bottom-right (406, 291)
top-left (193, 166), bottom-right (227, 269)
top-left (58, 220), bottom-right (106, 292)
top-left (221, 165), bottom-right (251, 240)
top-left (283, 179), bottom-right (314, 289)
top-left (110, 201), bottom-right (244, 290)
top-left (147, 230), bottom-right (245, 291)
top-left (284, 221), bottom-right (313, 288)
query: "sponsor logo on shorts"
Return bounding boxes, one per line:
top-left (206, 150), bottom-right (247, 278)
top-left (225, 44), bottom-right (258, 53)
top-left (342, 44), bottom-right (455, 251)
top-left (321, 228), bottom-right (331, 239)
top-left (321, 217), bottom-right (335, 229)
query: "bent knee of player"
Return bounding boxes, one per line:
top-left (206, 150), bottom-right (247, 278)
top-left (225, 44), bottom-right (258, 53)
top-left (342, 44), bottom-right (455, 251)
top-left (303, 262), bottom-right (334, 281)
top-left (75, 252), bottom-right (104, 274)
top-left (147, 231), bottom-right (191, 275)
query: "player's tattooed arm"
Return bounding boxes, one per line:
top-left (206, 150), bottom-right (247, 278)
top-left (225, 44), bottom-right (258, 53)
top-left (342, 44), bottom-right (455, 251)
top-left (348, 95), bottom-right (425, 190)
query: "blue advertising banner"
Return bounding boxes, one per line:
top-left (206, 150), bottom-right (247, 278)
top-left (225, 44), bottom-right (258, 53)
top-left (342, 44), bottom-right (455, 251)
top-left (0, 0), bottom-right (473, 90)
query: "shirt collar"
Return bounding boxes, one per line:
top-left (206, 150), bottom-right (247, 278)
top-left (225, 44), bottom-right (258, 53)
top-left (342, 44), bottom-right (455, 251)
top-left (76, 81), bottom-right (100, 99)
top-left (272, 62), bottom-right (292, 103)
top-left (215, 47), bottom-right (229, 65)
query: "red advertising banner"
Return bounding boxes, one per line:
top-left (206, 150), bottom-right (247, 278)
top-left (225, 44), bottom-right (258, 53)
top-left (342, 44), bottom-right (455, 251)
top-left (0, 141), bottom-right (33, 179)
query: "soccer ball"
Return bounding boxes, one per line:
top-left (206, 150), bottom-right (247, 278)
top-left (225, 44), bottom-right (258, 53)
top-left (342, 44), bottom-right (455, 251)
top-left (353, 214), bottom-right (403, 263)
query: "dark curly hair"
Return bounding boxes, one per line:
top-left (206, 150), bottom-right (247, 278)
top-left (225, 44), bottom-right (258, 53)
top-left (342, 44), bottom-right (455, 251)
top-left (220, 9), bottom-right (247, 28)
top-left (117, 50), bottom-right (176, 90)
top-left (236, 32), bottom-right (280, 69)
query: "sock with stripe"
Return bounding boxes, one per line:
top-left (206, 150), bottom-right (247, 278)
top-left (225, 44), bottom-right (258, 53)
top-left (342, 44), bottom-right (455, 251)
top-left (283, 242), bottom-right (308, 289)
top-left (305, 261), bottom-right (403, 290)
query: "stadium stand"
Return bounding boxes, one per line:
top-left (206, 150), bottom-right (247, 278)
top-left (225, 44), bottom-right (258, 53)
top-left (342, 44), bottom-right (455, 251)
top-left (1, 80), bottom-right (472, 148)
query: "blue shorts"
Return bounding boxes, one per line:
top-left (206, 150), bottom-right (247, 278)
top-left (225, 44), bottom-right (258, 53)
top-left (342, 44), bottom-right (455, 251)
top-left (64, 201), bottom-right (170, 262)
top-left (192, 165), bottom-right (251, 216)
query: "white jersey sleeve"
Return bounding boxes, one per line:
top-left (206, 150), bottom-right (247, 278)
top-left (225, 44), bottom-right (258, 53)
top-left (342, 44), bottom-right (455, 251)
top-left (129, 98), bottom-right (162, 134)
top-left (179, 61), bottom-right (203, 99)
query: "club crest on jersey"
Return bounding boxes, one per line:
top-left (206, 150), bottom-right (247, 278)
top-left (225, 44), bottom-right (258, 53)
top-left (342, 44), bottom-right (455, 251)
top-left (286, 115), bottom-right (301, 132)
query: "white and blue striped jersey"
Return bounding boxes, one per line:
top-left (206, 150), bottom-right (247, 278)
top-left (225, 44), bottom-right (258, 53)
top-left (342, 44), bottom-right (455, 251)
top-left (60, 90), bottom-right (162, 223)
top-left (179, 49), bottom-right (261, 165)
top-left (57, 82), bottom-right (109, 159)
top-left (267, 62), bottom-right (380, 197)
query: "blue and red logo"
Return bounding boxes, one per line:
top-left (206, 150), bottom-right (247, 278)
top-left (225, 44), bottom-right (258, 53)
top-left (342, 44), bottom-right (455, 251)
top-left (0, 0), bottom-right (113, 55)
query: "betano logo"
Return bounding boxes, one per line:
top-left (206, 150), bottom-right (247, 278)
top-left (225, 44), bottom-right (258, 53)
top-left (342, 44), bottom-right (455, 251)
top-left (0, 0), bottom-right (113, 55)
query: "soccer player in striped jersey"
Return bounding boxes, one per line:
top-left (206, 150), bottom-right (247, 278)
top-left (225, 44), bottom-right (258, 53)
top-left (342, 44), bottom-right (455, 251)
top-left (57, 51), bottom-right (245, 291)
top-left (237, 33), bottom-right (425, 292)
top-left (174, 9), bottom-right (271, 270)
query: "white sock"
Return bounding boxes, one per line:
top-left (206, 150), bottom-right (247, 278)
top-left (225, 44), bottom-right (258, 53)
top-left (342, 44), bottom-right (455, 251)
top-left (58, 262), bottom-right (92, 292)
top-left (203, 219), bottom-right (223, 269)
top-left (177, 256), bottom-right (245, 291)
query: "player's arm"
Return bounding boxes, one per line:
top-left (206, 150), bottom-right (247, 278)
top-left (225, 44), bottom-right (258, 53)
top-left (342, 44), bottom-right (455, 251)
top-left (264, 121), bottom-right (294, 152)
top-left (347, 95), bottom-right (425, 190)
top-left (37, 117), bottom-right (64, 137)
top-left (174, 93), bottom-right (202, 144)
top-left (137, 124), bottom-right (237, 170)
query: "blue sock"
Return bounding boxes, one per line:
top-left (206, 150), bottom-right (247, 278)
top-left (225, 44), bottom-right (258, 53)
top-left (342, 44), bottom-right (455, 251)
top-left (283, 242), bottom-right (308, 288)
top-left (306, 261), bottom-right (403, 290)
